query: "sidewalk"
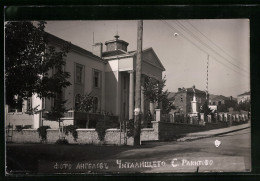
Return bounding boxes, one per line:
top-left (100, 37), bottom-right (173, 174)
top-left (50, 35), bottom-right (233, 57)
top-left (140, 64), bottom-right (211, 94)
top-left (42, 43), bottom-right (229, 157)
top-left (177, 122), bottom-right (250, 142)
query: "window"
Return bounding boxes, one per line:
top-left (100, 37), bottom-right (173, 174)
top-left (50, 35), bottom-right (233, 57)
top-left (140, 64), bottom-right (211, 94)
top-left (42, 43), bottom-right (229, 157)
top-left (93, 97), bottom-right (98, 113)
top-left (93, 69), bottom-right (101, 88)
top-left (181, 97), bottom-right (183, 102)
top-left (75, 64), bottom-right (83, 84)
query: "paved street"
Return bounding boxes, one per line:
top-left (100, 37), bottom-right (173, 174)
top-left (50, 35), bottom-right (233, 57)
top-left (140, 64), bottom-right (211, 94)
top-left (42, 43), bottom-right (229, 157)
top-left (6, 127), bottom-right (250, 174)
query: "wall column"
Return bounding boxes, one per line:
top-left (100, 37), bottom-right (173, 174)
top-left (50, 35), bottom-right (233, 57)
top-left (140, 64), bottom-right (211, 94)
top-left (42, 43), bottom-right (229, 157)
top-left (128, 70), bottom-right (134, 120)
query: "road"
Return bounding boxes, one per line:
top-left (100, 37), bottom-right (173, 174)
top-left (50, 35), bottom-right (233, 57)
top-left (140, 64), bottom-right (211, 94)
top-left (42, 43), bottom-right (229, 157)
top-left (6, 128), bottom-right (250, 174)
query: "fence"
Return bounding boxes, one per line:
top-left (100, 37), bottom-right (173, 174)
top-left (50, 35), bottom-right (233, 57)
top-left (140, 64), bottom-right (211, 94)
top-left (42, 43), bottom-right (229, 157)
top-left (158, 109), bottom-right (249, 125)
top-left (63, 111), bottom-right (119, 129)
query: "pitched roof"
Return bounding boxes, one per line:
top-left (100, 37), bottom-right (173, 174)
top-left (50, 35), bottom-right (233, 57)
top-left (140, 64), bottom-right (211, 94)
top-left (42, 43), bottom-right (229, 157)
top-left (175, 87), bottom-right (206, 95)
top-left (102, 49), bottom-right (129, 57)
top-left (210, 95), bottom-right (230, 101)
top-left (46, 33), bottom-right (107, 64)
top-left (238, 91), bottom-right (250, 97)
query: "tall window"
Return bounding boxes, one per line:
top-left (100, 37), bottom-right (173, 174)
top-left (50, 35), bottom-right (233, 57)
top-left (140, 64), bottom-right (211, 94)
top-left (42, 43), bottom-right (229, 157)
top-left (93, 70), bottom-right (100, 88)
top-left (93, 97), bottom-right (98, 113)
top-left (75, 64), bottom-right (83, 84)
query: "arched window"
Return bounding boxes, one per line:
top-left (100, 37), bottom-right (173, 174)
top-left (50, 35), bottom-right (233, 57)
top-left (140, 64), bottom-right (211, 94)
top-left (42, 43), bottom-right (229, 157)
top-left (93, 97), bottom-right (98, 113)
top-left (75, 94), bottom-right (81, 111)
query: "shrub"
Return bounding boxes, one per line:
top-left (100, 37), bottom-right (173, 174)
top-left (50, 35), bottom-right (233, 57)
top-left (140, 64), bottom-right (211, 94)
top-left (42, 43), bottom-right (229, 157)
top-left (37, 126), bottom-right (50, 142)
top-left (55, 138), bottom-right (69, 144)
top-left (63, 125), bottom-right (78, 141)
top-left (15, 125), bottom-right (24, 132)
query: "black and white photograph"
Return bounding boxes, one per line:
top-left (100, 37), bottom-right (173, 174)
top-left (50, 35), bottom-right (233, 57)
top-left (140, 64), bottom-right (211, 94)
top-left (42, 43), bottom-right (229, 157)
top-left (5, 19), bottom-right (251, 174)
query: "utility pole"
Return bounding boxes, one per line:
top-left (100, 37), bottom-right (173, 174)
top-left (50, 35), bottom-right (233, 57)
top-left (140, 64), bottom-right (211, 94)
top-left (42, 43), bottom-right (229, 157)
top-left (134, 20), bottom-right (143, 146)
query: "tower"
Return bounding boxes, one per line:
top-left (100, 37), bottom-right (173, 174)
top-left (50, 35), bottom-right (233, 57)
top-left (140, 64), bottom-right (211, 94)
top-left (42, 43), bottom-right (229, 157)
top-left (105, 34), bottom-right (129, 52)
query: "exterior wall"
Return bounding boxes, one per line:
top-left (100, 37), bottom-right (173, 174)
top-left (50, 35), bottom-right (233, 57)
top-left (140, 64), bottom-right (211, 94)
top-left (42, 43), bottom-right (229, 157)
top-left (65, 50), bottom-right (106, 111)
top-left (142, 61), bottom-right (162, 80)
top-left (174, 91), bottom-right (207, 114)
top-left (105, 71), bottom-right (118, 115)
top-left (174, 92), bottom-right (187, 114)
top-left (6, 113), bottom-right (33, 128)
top-left (8, 129), bottom-right (133, 146)
top-left (42, 119), bottom-right (74, 129)
top-left (237, 94), bottom-right (250, 103)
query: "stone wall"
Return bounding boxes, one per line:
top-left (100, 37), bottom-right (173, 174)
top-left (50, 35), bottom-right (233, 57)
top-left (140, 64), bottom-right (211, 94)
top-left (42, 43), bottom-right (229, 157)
top-left (7, 128), bottom-right (133, 146)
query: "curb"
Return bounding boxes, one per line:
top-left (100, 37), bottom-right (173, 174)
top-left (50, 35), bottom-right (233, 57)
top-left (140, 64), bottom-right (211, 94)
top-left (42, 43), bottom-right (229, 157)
top-left (177, 126), bottom-right (250, 142)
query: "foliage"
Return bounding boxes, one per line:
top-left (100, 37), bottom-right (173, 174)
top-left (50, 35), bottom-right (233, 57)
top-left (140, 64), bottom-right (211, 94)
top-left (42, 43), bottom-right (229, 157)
top-left (237, 100), bottom-right (251, 112)
top-left (37, 126), bottom-right (50, 141)
top-left (45, 99), bottom-right (68, 126)
top-left (5, 21), bottom-right (71, 108)
top-left (15, 125), bottom-right (24, 132)
top-left (96, 120), bottom-right (106, 142)
top-left (127, 119), bottom-right (135, 137)
top-left (75, 93), bottom-right (94, 113)
top-left (143, 75), bottom-right (173, 113)
top-left (143, 75), bottom-right (166, 103)
top-left (160, 90), bottom-right (176, 114)
top-left (16, 125), bottom-right (32, 132)
top-left (55, 138), bottom-right (69, 145)
top-left (200, 101), bottom-right (212, 116)
top-left (25, 105), bottom-right (40, 115)
top-left (63, 125), bottom-right (78, 141)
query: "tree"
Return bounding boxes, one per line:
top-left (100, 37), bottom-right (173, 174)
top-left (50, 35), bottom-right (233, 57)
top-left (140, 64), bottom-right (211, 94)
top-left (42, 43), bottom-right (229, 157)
top-left (5, 21), bottom-right (71, 108)
top-left (237, 100), bottom-right (251, 112)
top-left (45, 99), bottom-right (68, 127)
top-left (143, 75), bottom-right (171, 111)
top-left (160, 91), bottom-right (176, 114)
top-left (200, 101), bottom-right (212, 116)
top-left (143, 75), bottom-right (166, 104)
top-left (75, 93), bottom-right (95, 128)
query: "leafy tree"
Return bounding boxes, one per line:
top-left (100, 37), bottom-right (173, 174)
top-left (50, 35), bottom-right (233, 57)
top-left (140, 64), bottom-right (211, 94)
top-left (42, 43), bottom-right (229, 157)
top-left (237, 100), bottom-right (251, 112)
top-left (143, 75), bottom-right (173, 114)
top-left (5, 21), bottom-right (71, 108)
top-left (75, 93), bottom-right (95, 128)
top-left (45, 99), bottom-right (68, 128)
top-left (75, 93), bottom-right (94, 113)
top-left (161, 91), bottom-right (176, 114)
top-left (200, 101), bottom-right (212, 120)
top-left (143, 75), bottom-right (166, 104)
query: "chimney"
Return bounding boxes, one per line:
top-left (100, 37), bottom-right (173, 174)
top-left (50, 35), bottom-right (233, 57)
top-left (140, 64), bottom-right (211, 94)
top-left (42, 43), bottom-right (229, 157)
top-left (92, 42), bottom-right (103, 58)
top-left (178, 88), bottom-right (181, 91)
top-left (230, 96), bottom-right (233, 100)
top-left (192, 85), bottom-right (196, 89)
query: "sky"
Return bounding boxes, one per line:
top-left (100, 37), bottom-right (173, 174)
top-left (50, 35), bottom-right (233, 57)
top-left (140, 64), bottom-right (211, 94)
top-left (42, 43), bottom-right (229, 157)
top-left (44, 19), bottom-right (250, 98)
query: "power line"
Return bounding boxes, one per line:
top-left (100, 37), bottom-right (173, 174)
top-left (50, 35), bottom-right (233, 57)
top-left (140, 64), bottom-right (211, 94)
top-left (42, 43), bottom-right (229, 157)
top-left (186, 20), bottom-right (250, 70)
top-left (174, 20), bottom-right (249, 74)
top-left (161, 20), bottom-right (249, 79)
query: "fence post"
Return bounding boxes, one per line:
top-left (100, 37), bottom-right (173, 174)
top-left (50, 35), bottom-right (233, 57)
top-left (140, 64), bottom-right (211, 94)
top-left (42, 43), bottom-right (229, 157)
top-left (155, 109), bottom-right (161, 122)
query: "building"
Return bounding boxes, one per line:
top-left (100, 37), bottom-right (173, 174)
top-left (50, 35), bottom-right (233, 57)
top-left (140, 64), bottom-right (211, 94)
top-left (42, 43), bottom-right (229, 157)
top-left (209, 95), bottom-right (237, 112)
top-left (5, 33), bottom-right (165, 129)
top-left (172, 85), bottom-right (208, 114)
top-left (237, 91), bottom-right (250, 103)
